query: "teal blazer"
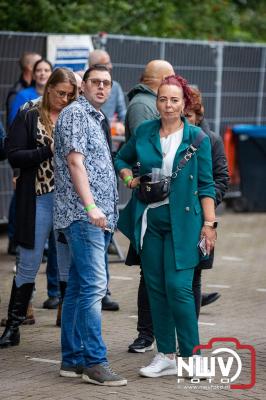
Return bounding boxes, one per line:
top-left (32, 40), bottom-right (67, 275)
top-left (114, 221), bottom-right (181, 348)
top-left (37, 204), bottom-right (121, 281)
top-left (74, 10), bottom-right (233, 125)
top-left (114, 117), bottom-right (216, 270)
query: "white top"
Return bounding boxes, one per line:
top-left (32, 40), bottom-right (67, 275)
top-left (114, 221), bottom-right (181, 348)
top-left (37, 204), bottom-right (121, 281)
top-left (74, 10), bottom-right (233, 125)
top-left (140, 127), bottom-right (183, 247)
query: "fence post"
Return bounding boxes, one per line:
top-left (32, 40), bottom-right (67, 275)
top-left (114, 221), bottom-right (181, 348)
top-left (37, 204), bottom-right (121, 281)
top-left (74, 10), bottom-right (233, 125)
top-left (160, 41), bottom-right (166, 60)
top-left (256, 47), bottom-right (266, 125)
top-left (214, 43), bottom-right (223, 136)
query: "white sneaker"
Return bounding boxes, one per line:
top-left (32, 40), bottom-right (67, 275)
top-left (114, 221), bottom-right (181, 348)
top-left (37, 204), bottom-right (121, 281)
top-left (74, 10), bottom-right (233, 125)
top-left (177, 355), bottom-right (211, 380)
top-left (139, 353), bottom-right (177, 378)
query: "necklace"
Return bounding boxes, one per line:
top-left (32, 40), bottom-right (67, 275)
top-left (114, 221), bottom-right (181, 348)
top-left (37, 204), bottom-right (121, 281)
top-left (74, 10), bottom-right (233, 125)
top-left (161, 122), bottom-right (183, 158)
top-left (160, 120), bottom-right (183, 138)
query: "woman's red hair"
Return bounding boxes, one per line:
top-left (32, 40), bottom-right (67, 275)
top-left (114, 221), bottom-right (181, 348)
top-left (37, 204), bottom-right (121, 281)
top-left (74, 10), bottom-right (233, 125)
top-left (158, 74), bottom-right (193, 108)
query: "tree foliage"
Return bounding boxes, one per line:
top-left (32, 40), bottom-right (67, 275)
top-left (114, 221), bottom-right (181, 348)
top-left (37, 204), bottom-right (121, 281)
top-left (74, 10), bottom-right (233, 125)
top-left (0, 0), bottom-right (266, 42)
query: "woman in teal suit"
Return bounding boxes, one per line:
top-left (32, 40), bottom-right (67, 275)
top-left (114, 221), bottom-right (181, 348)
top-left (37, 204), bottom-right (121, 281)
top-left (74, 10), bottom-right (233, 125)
top-left (115, 75), bottom-right (217, 378)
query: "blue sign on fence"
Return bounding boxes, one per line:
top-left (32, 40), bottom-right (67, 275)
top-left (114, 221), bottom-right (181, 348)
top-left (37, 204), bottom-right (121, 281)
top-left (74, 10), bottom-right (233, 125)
top-left (47, 35), bottom-right (94, 71)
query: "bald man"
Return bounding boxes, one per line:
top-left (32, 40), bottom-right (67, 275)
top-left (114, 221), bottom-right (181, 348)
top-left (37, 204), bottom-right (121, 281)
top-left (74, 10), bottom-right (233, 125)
top-left (89, 50), bottom-right (126, 129)
top-left (125, 60), bottom-right (174, 141)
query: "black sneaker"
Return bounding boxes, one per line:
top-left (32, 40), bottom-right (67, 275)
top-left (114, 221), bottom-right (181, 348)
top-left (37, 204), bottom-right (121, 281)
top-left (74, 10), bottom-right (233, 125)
top-left (43, 296), bottom-right (60, 309)
top-left (60, 364), bottom-right (84, 378)
top-left (128, 337), bottom-right (154, 353)
top-left (82, 363), bottom-right (127, 386)
top-left (201, 292), bottom-right (221, 307)
top-left (102, 295), bottom-right (119, 311)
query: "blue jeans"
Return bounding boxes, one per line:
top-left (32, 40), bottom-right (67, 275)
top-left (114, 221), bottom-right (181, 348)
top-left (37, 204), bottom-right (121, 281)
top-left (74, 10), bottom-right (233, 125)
top-left (56, 229), bottom-right (112, 295)
top-left (59, 220), bottom-right (108, 367)
top-left (16, 192), bottom-right (53, 287)
top-left (104, 231), bottom-right (112, 295)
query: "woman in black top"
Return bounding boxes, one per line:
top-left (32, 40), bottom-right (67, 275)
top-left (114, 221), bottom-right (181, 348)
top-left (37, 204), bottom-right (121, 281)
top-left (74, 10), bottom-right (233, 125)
top-left (0, 68), bottom-right (77, 348)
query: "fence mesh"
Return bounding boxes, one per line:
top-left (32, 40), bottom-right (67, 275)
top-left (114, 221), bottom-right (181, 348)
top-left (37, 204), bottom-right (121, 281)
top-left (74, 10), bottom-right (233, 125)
top-left (0, 32), bottom-right (266, 221)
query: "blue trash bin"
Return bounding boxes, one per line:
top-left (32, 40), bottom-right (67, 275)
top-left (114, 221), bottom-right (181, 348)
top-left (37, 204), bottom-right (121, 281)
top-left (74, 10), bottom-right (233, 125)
top-left (232, 125), bottom-right (266, 211)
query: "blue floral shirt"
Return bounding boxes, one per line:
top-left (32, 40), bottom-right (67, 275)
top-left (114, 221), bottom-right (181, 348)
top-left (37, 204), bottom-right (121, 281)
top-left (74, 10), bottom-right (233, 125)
top-left (53, 96), bottom-right (118, 230)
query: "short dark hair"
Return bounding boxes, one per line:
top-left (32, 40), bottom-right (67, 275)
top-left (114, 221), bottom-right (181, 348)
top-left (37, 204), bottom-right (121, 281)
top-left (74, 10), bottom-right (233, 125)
top-left (83, 65), bottom-right (111, 82)
top-left (19, 52), bottom-right (41, 70)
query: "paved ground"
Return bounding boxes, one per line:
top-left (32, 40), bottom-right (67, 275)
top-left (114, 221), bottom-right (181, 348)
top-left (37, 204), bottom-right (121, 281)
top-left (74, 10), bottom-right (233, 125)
top-left (0, 210), bottom-right (265, 400)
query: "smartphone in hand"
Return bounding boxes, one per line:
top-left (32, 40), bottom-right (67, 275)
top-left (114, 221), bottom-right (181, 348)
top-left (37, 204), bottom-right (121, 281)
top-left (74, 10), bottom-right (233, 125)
top-left (198, 236), bottom-right (207, 257)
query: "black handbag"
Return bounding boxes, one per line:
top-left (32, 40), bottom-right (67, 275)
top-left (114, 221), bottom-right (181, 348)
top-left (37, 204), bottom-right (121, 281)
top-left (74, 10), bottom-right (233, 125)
top-left (137, 173), bottom-right (171, 204)
top-left (136, 131), bottom-right (206, 204)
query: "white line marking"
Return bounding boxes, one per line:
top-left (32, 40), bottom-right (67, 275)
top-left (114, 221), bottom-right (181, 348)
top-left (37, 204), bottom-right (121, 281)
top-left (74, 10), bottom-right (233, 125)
top-left (206, 284), bottom-right (231, 289)
top-left (25, 356), bottom-right (60, 364)
top-left (229, 233), bottom-right (251, 238)
top-left (199, 322), bottom-right (216, 326)
top-left (221, 256), bottom-right (243, 262)
top-left (128, 315), bottom-right (137, 319)
top-left (111, 276), bottom-right (133, 281)
top-left (256, 288), bottom-right (266, 292)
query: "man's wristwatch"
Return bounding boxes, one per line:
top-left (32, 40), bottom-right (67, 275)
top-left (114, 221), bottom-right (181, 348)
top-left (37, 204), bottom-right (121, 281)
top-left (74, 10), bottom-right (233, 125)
top-left (204, 220), bottom-right (218, 229)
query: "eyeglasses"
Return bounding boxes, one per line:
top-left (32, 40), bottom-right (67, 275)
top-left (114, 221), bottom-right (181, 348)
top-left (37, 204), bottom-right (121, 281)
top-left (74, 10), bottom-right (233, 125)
top-left (87, 78), bottom-right (112, 88)
top-left (53, 89), bottom-right (76, 100)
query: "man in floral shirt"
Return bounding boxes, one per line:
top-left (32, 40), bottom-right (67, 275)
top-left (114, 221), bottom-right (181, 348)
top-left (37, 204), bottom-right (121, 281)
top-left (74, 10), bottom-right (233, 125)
top-left (54, 65), bottom-right (126, 386)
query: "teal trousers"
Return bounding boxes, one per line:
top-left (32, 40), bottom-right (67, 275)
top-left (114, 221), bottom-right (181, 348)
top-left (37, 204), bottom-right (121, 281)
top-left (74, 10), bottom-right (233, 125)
top-left (140, 205), bottom-right (200, 357)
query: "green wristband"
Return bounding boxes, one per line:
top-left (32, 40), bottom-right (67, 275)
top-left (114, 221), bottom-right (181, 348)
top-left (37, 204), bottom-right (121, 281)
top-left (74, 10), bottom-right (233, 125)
top-left (123, 175), bottom-right (133, 186)
top-left (84, 204), bottom-right (96, 213)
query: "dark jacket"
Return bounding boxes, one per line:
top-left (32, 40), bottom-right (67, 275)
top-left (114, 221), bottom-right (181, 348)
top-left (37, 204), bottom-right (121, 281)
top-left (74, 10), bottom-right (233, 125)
top-left (101, 111), bottom-right (112, 153)
top-left (196, 119), bottom-right (229, 269)
top-left (7, 108), bottom-right (53, 248)
top-left (125, 84), bottom-right (159, 141)
top-left (200, 119), bottom-right (229, 207)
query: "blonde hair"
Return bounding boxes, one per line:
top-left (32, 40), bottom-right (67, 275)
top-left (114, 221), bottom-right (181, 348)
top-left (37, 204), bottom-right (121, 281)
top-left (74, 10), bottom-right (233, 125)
top-left (39, 67), bottom-right (77, 137)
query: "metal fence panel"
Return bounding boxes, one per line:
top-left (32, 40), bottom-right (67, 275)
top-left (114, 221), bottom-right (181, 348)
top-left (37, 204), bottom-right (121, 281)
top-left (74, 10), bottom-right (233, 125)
top-left (0, 33), bottom-right (46, 120)
top-left (1, 32), bottom-right (266, 222)
top-left (106, 37), bottom-right (162, 93)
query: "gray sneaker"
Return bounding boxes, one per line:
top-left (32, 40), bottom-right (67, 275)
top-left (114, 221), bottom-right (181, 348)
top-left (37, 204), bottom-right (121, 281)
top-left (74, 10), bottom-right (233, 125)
top-left (82, 363), bottom-right (127, 386)
top-left (60, 364), bottom-right (84, 378)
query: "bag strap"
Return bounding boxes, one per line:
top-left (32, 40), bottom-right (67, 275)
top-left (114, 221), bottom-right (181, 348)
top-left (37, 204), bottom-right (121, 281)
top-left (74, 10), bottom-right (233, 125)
top-left (171, 130), bottom-right (206, 179)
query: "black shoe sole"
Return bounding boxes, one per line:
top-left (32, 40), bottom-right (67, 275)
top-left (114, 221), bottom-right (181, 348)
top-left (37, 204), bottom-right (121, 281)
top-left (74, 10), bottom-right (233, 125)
top-left (0, 340), bottom-right (20, 348)
top-left (102, 306), bottom-right (119, 311)
top-left (128, 343), bottom-right (154, 353)
top-left (201, 293), bottom-right (221, 307)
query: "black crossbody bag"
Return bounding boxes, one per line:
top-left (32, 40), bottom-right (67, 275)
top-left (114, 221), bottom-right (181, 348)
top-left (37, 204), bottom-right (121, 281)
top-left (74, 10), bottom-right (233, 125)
top-left (136, 131), bottom-right (206, 204)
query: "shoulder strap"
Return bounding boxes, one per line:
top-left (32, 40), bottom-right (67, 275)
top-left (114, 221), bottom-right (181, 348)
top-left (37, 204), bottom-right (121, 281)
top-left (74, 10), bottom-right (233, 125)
top-left (171, 130), bottom-right (206, 179)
